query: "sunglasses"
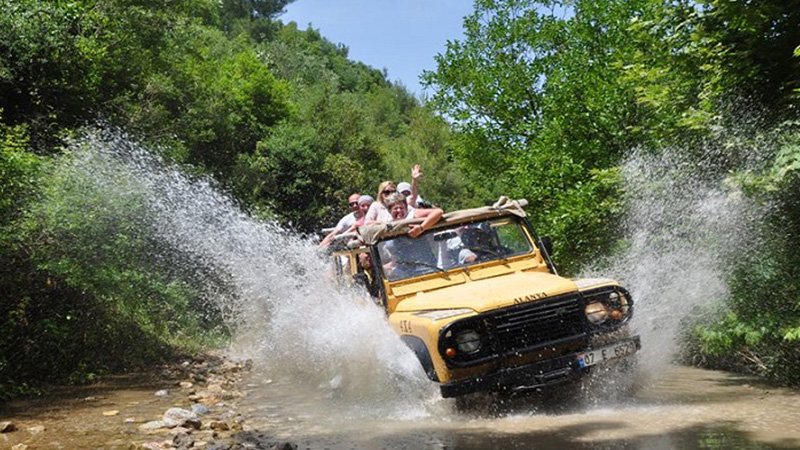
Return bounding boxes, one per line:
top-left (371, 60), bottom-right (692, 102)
top-left (349, 202), bottom-right (359, 207)
top-left (382, 189), bottom-right (397, 195)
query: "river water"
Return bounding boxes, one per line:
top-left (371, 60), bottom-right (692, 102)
top-left (2, 364), bottom-right (799, 449)
top-left (235, 364), bottom-right (800, 450)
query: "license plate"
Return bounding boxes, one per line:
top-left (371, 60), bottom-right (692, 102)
top-left (577, 338), bottom-right (639, 368)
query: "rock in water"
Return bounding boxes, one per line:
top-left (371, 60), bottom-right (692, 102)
top-left (0, 421), bottom-right (16, 432)
top-left (162, 407), bottom-right (201, 429)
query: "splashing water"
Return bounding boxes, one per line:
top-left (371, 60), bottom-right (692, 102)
top-left (51, 125), bottom-right (771, 423)
top-left (57, 128), bottom-right (438, 417)
top-left (591, 146), bottom-right (768, 381)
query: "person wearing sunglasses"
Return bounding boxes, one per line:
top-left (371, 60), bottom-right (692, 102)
top-left (364, 164), bottom-right (426, 223)
top-left (319, 192), bottom-right (363, 247)
top-left (364, 180), bottom-right (398, 223)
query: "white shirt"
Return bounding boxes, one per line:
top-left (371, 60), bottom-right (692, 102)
top-left (334, 212), bottom-right (357, 233)
top-left (365, 202), bottom-right (393, 222)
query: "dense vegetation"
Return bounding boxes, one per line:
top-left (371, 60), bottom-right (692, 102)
top-left (1, 0), bottom-right (798, 396)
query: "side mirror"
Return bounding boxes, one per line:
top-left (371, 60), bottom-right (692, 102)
top-left (540, 236), bottom-right (553, 256)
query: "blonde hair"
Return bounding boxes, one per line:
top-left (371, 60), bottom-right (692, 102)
top-left (375, 181), bottom-right (396, 205)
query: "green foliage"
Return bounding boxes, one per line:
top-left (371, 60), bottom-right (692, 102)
top-left (0, 120), bottom-right (40, 226)
top-left (424, 0), bottom-right (646, 270)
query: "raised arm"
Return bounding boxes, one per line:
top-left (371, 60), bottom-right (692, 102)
top-left (408, 164), bottom-right (422, 207)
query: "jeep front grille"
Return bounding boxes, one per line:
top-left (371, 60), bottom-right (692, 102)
top-left (491, 295), bottom-right (587, 354)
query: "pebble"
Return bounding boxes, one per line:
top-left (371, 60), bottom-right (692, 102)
top-left (191, 404), bottom-right (210, 416)
top-left (27, 425), bottom-right (45, 434)
top-left (209, 420), bottom-right (230, 431)
top-left (102, 410), bottom-right (120, 416)
top-left (0, 421), bottom-right (16, 432)
top-left (154, 389), bottom-right (169, 397)
top-left (179, 381), bottom-right (194, 389)
top-left (11, 444), bottom-right (28, 450)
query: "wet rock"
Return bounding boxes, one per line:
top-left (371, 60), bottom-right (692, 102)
top-left (173, 431), bottom-right (195, 449)
top-left (103, 410), bottom-right (120, 416)
top-left (191, 404), bottom-right (210, 416)
top-left (137, 442), bottom-right (168, 450)
top-left (154, 389), bottom-right (169, 397)
top-left (221, 361), bottom-right (241, 373)
top-left (208, 420), bottom-right (230, 431)
top-left (124, 417), bottom-right (137, 424)
top-left (273, 442), bottom-right (298, 450)
top-left (205, 442), bottom-right (231, 450)
top-left (170, 426), bottom-right (192, 435)
top-left (139, 420), bottom-right (168, 431)
top-left (163, 407), bottom-right (201, 429)
top-left (0, 421), bottom-right (16, 432)
top-left (27, 424), bottom-right (45, 434)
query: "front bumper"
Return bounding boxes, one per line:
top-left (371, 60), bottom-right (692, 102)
top-left (440, 335), bottom-right (641, 398)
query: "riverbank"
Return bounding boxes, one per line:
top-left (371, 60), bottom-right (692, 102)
top-left (0, 354), bottom-right (295, 450)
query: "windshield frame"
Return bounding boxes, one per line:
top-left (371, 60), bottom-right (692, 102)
top-left (373, 216), bottom-right (536, 282)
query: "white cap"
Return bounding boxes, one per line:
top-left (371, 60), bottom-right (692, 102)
top-left (397, 182), bottom-right (412, 195)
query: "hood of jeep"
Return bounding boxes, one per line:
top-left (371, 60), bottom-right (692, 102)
top-left (393, 270), bottom-right (578, 313)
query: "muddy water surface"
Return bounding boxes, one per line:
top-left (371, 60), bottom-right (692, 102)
top-left (235, 365), bottom-right (800, 450)
top-left (3, 365), bottom-right (800, 449)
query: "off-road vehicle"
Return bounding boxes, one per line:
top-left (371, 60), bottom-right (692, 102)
top-left (328, 197), bottom-right (640, 398)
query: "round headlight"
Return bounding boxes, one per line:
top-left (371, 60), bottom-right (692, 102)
top-left (455, 330), bottom-right (482, 353)
top-left (585, 301), bottom-right (608, 324)
top-left (608, 291), bottom-right (630, 318)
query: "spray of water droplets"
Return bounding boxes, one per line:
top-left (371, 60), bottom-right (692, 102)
top-left (55, 127), bottom-right (439, 417)
top-left (584, 145), bottom-right (769, 382)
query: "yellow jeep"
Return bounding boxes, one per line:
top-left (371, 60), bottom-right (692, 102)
top-left (329, 198), bottom-right (640, 398)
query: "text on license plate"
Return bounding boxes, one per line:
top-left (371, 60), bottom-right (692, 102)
top-left (577, 339), bottom-right (638, 368)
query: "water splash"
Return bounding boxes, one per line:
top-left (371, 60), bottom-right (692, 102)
top-left (593, 146), bottom-right (768, 381)
top-left (56, 128), bottom-right (438, 417)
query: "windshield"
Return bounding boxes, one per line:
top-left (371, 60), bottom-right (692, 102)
top-left (376, 217), bottom-right (534, 281)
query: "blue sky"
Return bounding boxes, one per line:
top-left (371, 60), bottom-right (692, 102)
top-left (279, 0), bottom-right (475, 98)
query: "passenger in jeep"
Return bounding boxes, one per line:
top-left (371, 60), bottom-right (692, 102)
top-left (458, 223), bottom-right (509, 264)
top-left (383, 193), bottom-right (443, 238)
top-left (319, 192), bottom-right (363, 247)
